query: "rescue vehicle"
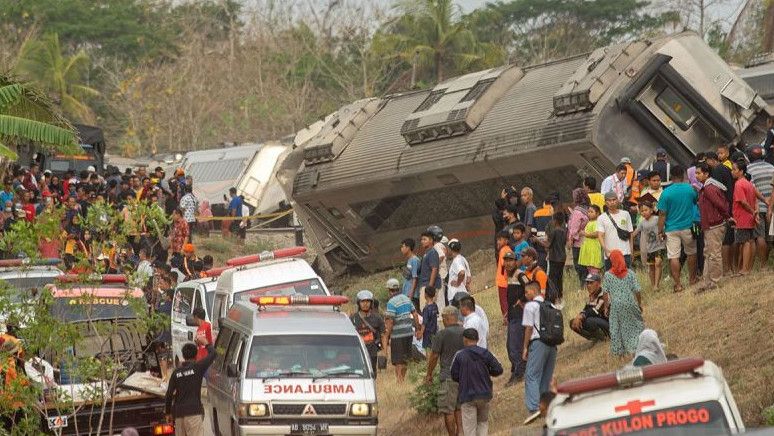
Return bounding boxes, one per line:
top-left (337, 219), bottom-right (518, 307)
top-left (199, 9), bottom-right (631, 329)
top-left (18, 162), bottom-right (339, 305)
top-left (209, 247), bottom-right (335, 334)
top-left (31, 274), bottom-right (172, 436)
top-left (545, 358), bottom-right (745, 435)
top-left (0, 258), bottom-right (64, 329)
top-left (207, 295), bottom-right (378, 436)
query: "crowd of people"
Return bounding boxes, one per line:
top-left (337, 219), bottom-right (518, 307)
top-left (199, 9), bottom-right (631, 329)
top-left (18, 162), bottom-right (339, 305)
top-left (349, 141), bottom-right (774, 435)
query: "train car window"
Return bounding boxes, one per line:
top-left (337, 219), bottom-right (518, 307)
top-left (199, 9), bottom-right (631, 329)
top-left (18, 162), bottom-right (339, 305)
top-left (656, 87), bottom-right (697, 130)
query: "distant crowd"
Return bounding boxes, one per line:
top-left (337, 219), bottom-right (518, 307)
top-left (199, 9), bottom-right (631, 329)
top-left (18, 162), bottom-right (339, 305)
top-left (349, 139), bottom-right (774, 435)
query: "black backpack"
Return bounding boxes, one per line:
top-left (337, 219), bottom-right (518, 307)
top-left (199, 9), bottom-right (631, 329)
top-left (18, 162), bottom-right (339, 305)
top-left (537, 300), bottom-right (564, 346)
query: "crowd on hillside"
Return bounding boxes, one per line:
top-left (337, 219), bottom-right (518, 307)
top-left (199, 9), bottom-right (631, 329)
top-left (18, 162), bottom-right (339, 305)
top-left (349, 141), bottom-right (774, 435)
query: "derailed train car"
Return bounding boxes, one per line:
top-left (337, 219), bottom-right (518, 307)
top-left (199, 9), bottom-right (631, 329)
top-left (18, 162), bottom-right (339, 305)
top-left (278, 32), bottom-right (771, 274)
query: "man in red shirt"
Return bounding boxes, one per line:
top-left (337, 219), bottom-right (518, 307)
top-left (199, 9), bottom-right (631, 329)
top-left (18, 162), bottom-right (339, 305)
top-left (731, 161), bottom-right (758, 275)
top-left (695, 163), bottom-right (729, 291)
top-left (191, 308), bottom-right (212, 361)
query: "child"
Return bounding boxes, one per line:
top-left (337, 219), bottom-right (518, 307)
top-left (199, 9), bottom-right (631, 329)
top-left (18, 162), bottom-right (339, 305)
top-left (578, 205), bottom-right (603, 275)
top-left (511, 223), bottom-right (530, 270)
top-left (418, 287), bottom-right (438, 349)
top-left (631, 202), bottom-right (665, 289)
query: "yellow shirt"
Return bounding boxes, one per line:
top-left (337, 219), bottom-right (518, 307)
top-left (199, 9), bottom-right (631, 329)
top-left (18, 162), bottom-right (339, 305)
top-left (588, 192), bottom-right (605, 211)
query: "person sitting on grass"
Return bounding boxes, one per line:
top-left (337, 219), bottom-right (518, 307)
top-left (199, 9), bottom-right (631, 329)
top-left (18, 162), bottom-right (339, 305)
top-left (570, 273), bottom-right (610, 343)
top-left (631, 329), bottom-right (667, 367)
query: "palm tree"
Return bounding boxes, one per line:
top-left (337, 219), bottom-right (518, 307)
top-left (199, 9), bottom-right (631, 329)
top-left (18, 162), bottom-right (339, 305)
top-left (15, 33), bottom-right (100, 123)
top-left (0, 73), bottom-right (77, 162)
top-left (376, 0), bottom-right (503, 86)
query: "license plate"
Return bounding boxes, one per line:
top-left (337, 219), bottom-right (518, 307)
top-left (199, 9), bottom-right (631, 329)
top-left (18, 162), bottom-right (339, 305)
top-left (47, 415), bottom-right (68, 429)
top-left (290, 423), bottom-right (329, 434)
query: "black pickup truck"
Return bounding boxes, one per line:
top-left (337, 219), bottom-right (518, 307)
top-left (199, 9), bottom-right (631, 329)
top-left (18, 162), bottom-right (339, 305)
top-left (34, 285), bottom-right (173, 436)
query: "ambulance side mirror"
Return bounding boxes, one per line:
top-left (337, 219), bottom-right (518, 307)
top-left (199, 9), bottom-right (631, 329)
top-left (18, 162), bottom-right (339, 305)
top-left (331, 289), bottom-right (342, 296)
top-left (226, 363), bottom-right (239, 378)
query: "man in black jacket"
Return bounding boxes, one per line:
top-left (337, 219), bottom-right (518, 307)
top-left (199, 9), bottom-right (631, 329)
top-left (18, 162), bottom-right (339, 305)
top-left (165, 337), bottom-right (216, 436)
top-left (450, 328), bottom-right (503, 436)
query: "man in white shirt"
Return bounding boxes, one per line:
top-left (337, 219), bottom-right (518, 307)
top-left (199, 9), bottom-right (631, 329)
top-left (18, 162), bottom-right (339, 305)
top-left (521, 281), bottom-right (556, 418)
top-left (460, 298), bottom-right (487, 349)
top-left (596, 191), bottom-right (634, 270)
top-left (600, 164), bottom-right (629, 203)
top-left (434, 235), bottom-right (448, 312)
top-left (446, 239), bottom-right (470, 304)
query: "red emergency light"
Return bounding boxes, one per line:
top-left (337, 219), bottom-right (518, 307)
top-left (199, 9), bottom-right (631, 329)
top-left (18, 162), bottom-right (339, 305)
top-left (226, 246), bottom-right (307, 267)
top-left (557, 358), bottom-right (705, 395)
top-left (249, 295), bottom-right (349, 306)
top-left (0, 258), bottom-right (62, 267)
top-left (202, 266), bottom-right (229, 278)
top-left (56, 273), bottom-right (128, 284)
top-left (152, 423), bottom-right (174, 435)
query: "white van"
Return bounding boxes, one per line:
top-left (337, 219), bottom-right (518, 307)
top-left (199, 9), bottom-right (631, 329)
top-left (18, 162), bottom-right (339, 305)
top-left (207, 296), bottom-right (377, 436)
top-left (170, 275), bottom-right (219, 364)
top-left (545, 358), bottom-right (745, 435)
top-left (210, 257), bottom-right (331, 335)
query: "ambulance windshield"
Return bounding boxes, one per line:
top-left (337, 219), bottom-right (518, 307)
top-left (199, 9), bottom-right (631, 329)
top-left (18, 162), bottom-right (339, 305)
top-left (247, 334), bottom-right (368, 379)
top-left (554, 400), bottom-right (730, 435)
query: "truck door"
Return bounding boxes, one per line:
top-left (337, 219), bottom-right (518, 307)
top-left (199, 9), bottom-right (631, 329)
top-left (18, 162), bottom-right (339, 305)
top-left (171, 285), bottom-right (198, 362)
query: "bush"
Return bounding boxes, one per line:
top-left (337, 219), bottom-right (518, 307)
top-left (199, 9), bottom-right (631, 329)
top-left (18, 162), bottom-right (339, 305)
top-left (407, 361), bottom-right (440, 415)
top-left (763, 405), bottom-right (774, 425)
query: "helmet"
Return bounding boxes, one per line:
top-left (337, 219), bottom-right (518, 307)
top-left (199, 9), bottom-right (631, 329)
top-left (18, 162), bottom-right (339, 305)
top-left (385, 278), bottom-right (400, 290)
top-left (426, 225), bottom-right (443, 241)
top-left (356, 290), bottom-right (374, 303)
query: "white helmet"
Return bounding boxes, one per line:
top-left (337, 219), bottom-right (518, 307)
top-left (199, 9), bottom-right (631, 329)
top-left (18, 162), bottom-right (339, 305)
top-left (356, 290), bottom-right (374, 303)
top-left (386, 278), bottom-right (400, 290)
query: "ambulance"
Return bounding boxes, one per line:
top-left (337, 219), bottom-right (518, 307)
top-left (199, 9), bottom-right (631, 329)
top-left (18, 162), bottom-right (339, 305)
top-left (209, 247), bottom-right (334, 335)
top-left (170, 247), bottom-right (309, 362)
top-left (207, 295), bottom-right (377, 436)
top-left (545, 358), bottom-right (745, 435)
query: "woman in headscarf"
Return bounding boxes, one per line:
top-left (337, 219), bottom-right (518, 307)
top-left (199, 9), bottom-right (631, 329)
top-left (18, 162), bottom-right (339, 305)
top-left (198, 199), bottom-right (213, 237)
top-left (567, 188), bottom-right (590, 288)
top-left (602, 250), bottom-right (644, 357)
top-left (631, 329), bottom-right (667, 367)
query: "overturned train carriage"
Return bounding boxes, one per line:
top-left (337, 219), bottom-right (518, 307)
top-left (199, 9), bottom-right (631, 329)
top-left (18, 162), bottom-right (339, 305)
top-left (278, 32), bottom-right (771, 274)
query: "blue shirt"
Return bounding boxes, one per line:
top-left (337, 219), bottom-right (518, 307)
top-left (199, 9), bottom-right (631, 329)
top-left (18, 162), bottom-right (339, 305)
top-left (402, 255), bottom-right (420, 296)
top-left (385, 294), bottom-right (415, 339)
top-left (0, 190), bottom-right (13, 206)
top-left (228, 196), bottom-right (243, 217)
top-left (419, 248), bottom-right (441, 288)
top-left (421, 303), bottom-right (438, 348)
top-left (657, 182), bottom-right (697, 232)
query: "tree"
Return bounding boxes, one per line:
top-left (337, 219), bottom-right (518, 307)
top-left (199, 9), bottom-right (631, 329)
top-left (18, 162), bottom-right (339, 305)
top-left (15, 33), bottom-right (100, 123)
top-left (491, 0), bottom-right (670, 65)
top-left (0, 73), bottom-right (77, 162)
top-left (374, 0), bottom-right (504, 86)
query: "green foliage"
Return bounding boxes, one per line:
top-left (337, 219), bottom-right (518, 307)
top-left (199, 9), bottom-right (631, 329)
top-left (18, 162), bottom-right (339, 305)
top-left (764, 404), bottom-right (774, 425)
top-left (0, 219), bottom-right (39, 258)
top-left (408, 362), bottom-right (440, 415)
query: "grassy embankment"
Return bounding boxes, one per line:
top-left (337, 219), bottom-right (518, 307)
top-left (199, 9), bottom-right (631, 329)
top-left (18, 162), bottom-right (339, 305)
top-left (333, 249), bottom-right (774, 435)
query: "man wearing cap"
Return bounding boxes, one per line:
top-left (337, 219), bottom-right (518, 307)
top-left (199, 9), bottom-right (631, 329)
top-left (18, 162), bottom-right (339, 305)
top-left (446, 239), bottom-right (470, 304)
top-left (351, 290), bottom-right (385, 377)
top-left (570, 274), bottom-right (610, 342)
top-left (450, 328), bottom-right (503, 436)
top-left (597, 191), bottom-right (634, 269)
top-left (745, 145), bottom-right (774, 265)
top-left (649, 148), bottom-right (671, 185)
top-left (383, 279), bottom-right (420, 383)
top-left (521, 247), bottom-right (548, 294)
top-left (503, 251), bottom-right (527, 386)
top-left (425, 306), bottom-right (464, 436)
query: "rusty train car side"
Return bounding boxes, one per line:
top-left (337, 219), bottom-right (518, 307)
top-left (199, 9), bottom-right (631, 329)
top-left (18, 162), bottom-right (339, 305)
top-left (278, 32), bottom-right (770, 274)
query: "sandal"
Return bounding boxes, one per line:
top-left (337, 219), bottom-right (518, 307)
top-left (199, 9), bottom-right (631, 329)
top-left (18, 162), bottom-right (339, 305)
top-left (673, 285), bottom-right (684, 293)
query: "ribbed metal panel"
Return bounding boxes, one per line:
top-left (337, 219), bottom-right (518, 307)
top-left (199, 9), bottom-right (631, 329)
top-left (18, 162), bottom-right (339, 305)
top-left (305, 56), bottom-right (594, 192)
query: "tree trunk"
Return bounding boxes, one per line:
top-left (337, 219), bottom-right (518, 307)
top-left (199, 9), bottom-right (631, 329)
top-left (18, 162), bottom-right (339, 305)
top-left (764, 0), bottom-right (774, 52)
top-left (435, 50), bottom-right (443, 83)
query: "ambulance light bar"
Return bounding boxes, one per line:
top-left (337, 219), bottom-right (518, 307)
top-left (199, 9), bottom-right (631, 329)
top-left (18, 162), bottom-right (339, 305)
top-left (249, 295), bottom-right (349, 306)
top-left (56, 273), bottom-right (128, 284)
top-left (557, 358), bottom-right (705, 395)
top-left (0, 258), bottom-right (62, 267)
top-left (226, 246), bottom-right (307, 267)
top-left (203, 266), bottom-right (229, 278)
